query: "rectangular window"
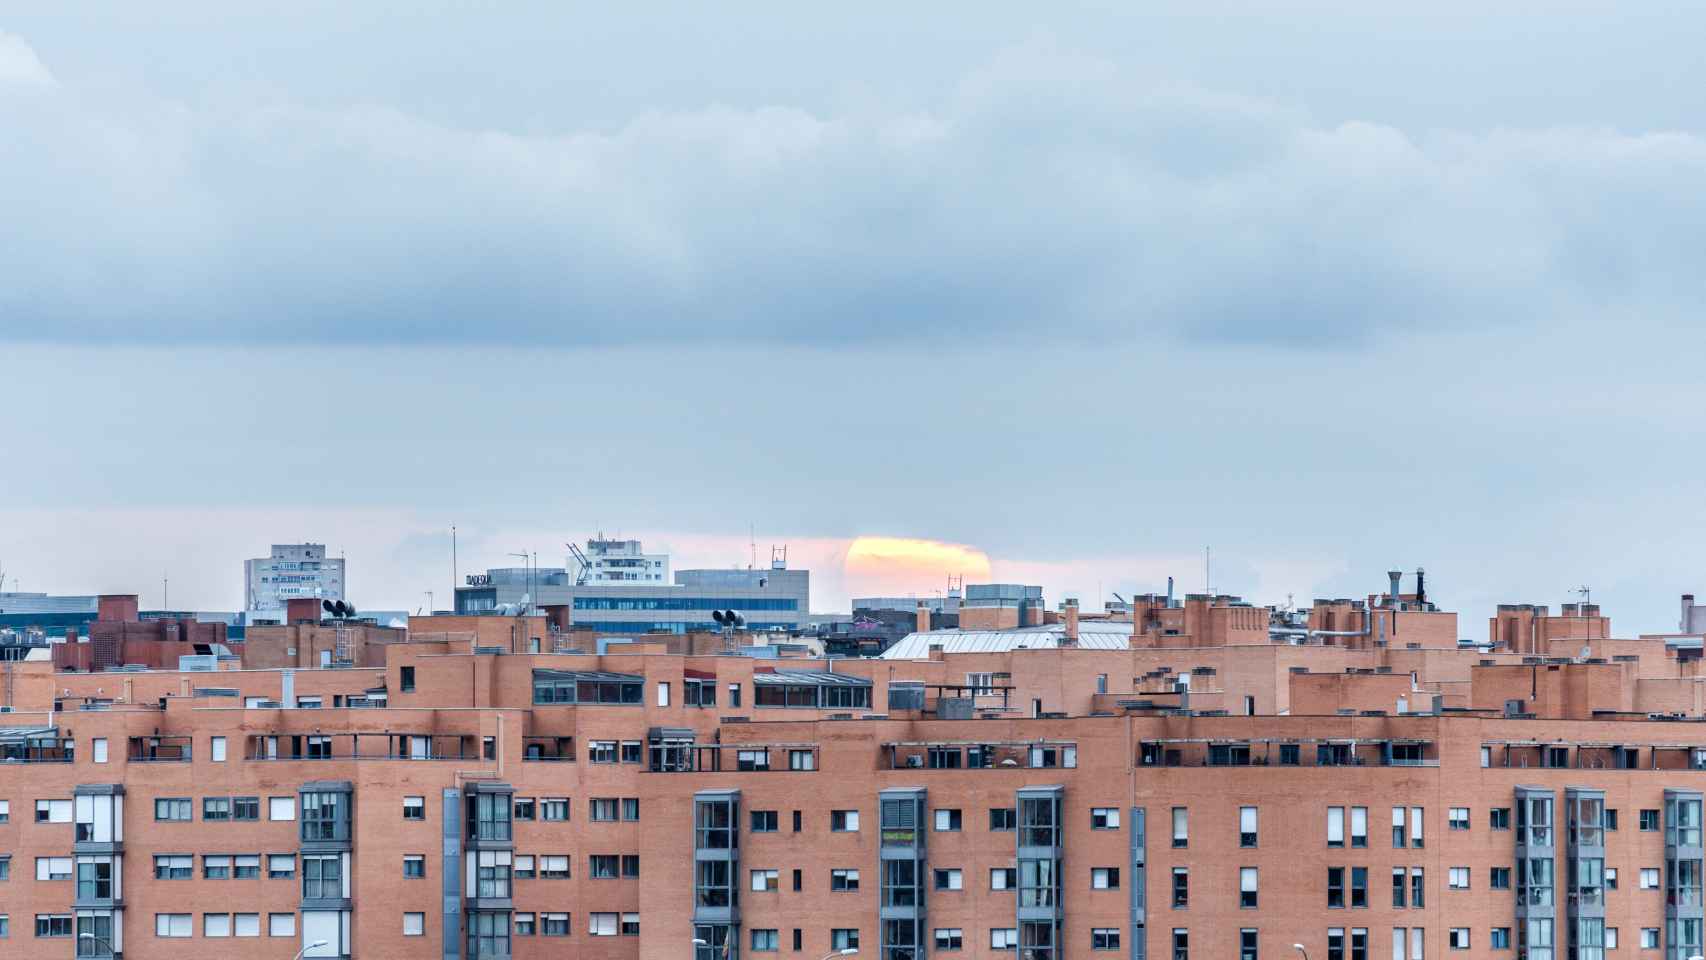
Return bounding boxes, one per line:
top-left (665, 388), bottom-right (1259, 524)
top-left (752, 869), bottom-right (780, 892)
top-left (204, 855), bottom-right (231, 879)
top-left (404, 912), bottom-right (424, 936)
top-left (590, 798), bottom-right (619, 821)
top-left (1329, 806), bottom-right (1346, 847)
top-left (154, 798), bottom-right (191, 821)
top-left (1491, 928), bottom-right (1510, 950)
top-left (752, 929), bottom-right (779, 952)
top-left (268, 854), bottom-right (295, 879)
top-left (1092, 807), bottom-right (1121, 830)
top-left (1604, 928), bottom-right (1617, 950)
top-left (936, 928), bottom-right (964, 951)
top-left (400, 665), bottom-right (415, 691)
top-left (152, 855), bottom-right (192, 880)
top-left (788, 749), bottom-right (816, 770)
top-left (1352, 866), bottom-right (1368, 908)
top-left (92, 739), bottom-right (108, 763)
top-left (991, 808), bottom-right (1017, 831)
top-left (269, 914), bottom-right (295, 937)
top-left (622, 797), bottom-right (640, 821)
top-left (1448, 866), bottom-right (1469, 889)
top-left (539, 855), bottom-right (570, 879)
top-left (35, 914), bottom-right (73, 938)
top-left (751, 810), bottom-right (778, 832)
top-left (36, 857), bottom-right (73, 881)
top-left (542, 913), bottom-right (570, 937)
top-left (269, 797), bottom-right (295, 821)
top-left (512, 797), bottom-right (535, 821)
top-left (1448, 929), bottom-right (1468, 950)
top-left (1392, 807), bottom-right (1406, 848)
top-left (1174, 928), bottom-right (1189, 960)
top-left (1173, 807), bottom-right (1189, 847)
top-left (1410, 807), bottom-right (1424, 847)
top-left (1241, 929), bottom-right (1259, 960)
top-left (1240, 867), bottom-right (1259, 908)
top-left (1393, 868), bottom-right (1406, 908)
top-left (404, 855), bottom-right (425, 878)
top-left (1329, 867), bottom-right (1345, 908)
top-left (590, 913), bottom-right (619, 937)
top-left (1448, 808), bottom-right (1469, 830)
top-left (1410, 868), bottom-right (1424, 909)
top-left (206, 913), bottom-right (232, 937)
top-left (234, 913), bottom-right (260, 937)
top-left (590, 740), bottom-right (618, 763)
top-left (514, 913), bottom-right (536, 937)
top-left (211, 736), bottom-right (227, 762)
top-left (1641, 929), bottom-right (1659, 950)
top-left (833, 929), bottom-right (860, 951)
top-left (832, 868), bottom-right (860, 891)
top-left (622, 854), bottom-right (639, 878)
top-left (935, 809), bottom-right (962, 832)
top-left (203, 797), bottom-right (231, 821)
top-left (1241, 806), bottom-right (1258, 847)
top-left (1092, 867), bottom-right (1121, 889)
top-left (832, 810), bottom-right (860, 832)
top-left (231, 796), bottom-right (259, 821)
top-left (1173, 867), bottom-right (1189, 908)
top-left (1351, 806), bottom-right (1368, 847)
top-left (991, 867), bottom-right (1017, 890)
top-left (1329, 928), bottom-right (1345, 960)
top-left (1490, 807), bottom-right (1510, 830)
top-left (541, 798), bottom-right (569, 821)
top-left (155, 914), bottom-right (192, 938)
top-left (513, 855), bottom-right (534, 880)
top-left (935, 868), bottom-right (963, 890)
top-left (993, 929), bottom-right (1019, 950)
top-left (302, 855), bottom-right (342, 899)
top-left (1490, 867), bottom-right (1511, 889)
top-left (1643, 809), bottom-right (1662, 832)
top-left (657, 681), bottom-right (670, 706)
top-left (1640, 867), bottom-right (1660, 889)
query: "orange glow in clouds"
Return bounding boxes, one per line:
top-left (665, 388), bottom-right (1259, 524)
top-left (842, 536), bottom-right (993, 597)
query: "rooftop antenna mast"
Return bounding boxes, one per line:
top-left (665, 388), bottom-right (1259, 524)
top-left (749, 525), bottom-right (756, 571)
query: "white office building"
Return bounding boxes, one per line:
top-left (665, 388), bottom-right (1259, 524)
top-left (244, 543), bottom-right (345, 623)
top-left (570, 538), bottom-right (670, 584)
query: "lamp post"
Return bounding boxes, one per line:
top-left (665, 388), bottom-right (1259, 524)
top-left (820, 950), bottom-right (859, 960)
top-left (292, 941), bottom-right (331, 960)
top-left (76, 933), bottom-right (116, 958)
top-left (1293, 945), bottom-right (1310, 960)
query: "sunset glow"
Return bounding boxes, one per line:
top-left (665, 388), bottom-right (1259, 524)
top-left (842, 536), bottom-right (992, 598)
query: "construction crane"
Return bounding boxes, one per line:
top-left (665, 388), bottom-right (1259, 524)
top-left (566, 542), bottom-right (592, 586)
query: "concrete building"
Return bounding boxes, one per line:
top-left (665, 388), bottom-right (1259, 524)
top-left (572, 538), bottom-right (671, 585)
top-left (457, 553), bottom-right (810, 635)
top-left (13, 568), bottom-right (1706, 960)
top-left (245, 544), bottom-right (346, 625)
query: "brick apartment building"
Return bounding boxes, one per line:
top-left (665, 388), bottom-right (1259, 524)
top-left (6, 584), bottom-right (1706, 960)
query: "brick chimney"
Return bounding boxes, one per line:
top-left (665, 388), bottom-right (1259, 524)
top-left (916, 601), bottom-right (930, 635)
top-left (286, 597), bottom-right (323, 624)
top-left (1062, 599), bottom-right (1080, 647)
top-left (97, 594), bottom-right (139, 623)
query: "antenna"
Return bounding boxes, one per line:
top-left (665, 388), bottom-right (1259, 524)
top-left (749, 524), bottom-right (756, 571)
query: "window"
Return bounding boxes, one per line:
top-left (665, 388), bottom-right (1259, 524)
top-left (833, 929), bottom-right (860, 950)
top-left (1329, 806), bottom-right (1346, 847)
top-left (591, 854), bottom-right (619, 879)
top-left (591, 798), bottom-right (619, 821)
top-left (35, 856), bottom-right (71, 881)
top-left (404, 913), bottom-right (424, 936)
top-left (404, 855), bottom-right (425, 878)
top-left (1092, 929), bottom-right (1121, 951)
top-left (936, 928), bottom-right (964, 951)
top-left (1605, 867), bottom-right (1618, 889)
top-left (400, 665), bottom-right (415, 692)
top-left (1241, 867), bottom-right (1259, 908)
top-left (1330, 867), bottom-right (1346, 908)
top-left (511, 797), bottom-right (535, 821)
top-left (622, 854), bottom-right (640, 878)
top-left (229, 796), bottom-right (259, 821)
top-left (206, 913), bottom-right (232, 937)
top-left (1604, 928), bottom-right (1617, 950)
top-left (303, 855), bottom-right (342, 899)
top-left (621, 797), bottom-right (640, 821)
top-left (752, 810), bottom-right (779, 832)
top-left (542, 798), bottom-right (569, 821)
top-left (1173, 867), bottom-right (1189, 907)
top-left (991, 808), bottom-right (1016, 831)
top-left (211, 736), bottom-right (227, 762)
top-left (1091, 807), bottom-right (1121, 830)
top-left (1352, 867), bottom-right (1368, 908)
top-left (92, 738), bottom-right (108, 763)
top-left (752, 929), bottom-right (779, 951)
top-left (204, 854), bottom-right (231, 879)
top-left (542, 913), bottom-right (570, 936)
top-left (657, 681), bottom-right (670, 706)
top-left (1604, 809), bottom-right (1618, 831)
top-left (268, 797), bottom-right (295, 821)
top-left (991, 867), bottom-right (1017, 889)
top-left (1490, 867), bottom-right (1511, 889)
top-left (36, 914), bottom-right (73, 938)
top-left (1241, 929), bottom-right (1259, 960)
top-left (269, 914), bottom-right (295, 937)
top-left (1392, 807), bottom-right (1405, 847)
top-left (622, 740), bottom-right (643, 763)
top-left (234, 913), bottom-right (260, 938)
top-left (203, 797), bottom-right (231, 821)
top-left (590, 913), bottom-right (619, 937)
top-left (1411, 868), bottom-right (1425, 909)
top-left (1490, 807), bottom-right (1510, 830)
top-left (1446, 928), bottom-right (1467, 951)
top-left (832, 810), bottom-right (860, 832)
top-left (1491, 928), bottom-right (1510, 950)
top-left (788, 749), bottom-right (816, 770)
top-left (590, 740), bottom-right (618, 763)
top-left (935, 868), bottom-right (963, 890)
top-left (155, 914), bottom-right (192, 938)
top-left (1241, 806), bottom-right (1258, 847)
top-left (1640, 809), bottom-right (1660, 831)
top-left (1449, 867), bottom-right (1469, 890)
top-left (1352, 806), bottom-right (1368, 847)
top-left (1640, 868), bottom-right (1660, 889)
top-left (154, 798), bottom-right (191, 821)
top-left (1448, 808), bottom-right (1469, 830)
top-left (1092, 867), bottom-right (1121, 889)
top-left (513, 855), bottom-right (534, 879)
top-left (1641, 929), bottom-right (1659, 950)
top-left (153, 855), bottom-right (191, 880)
top-left (993, 929), bottom-right (1019, 950)
top-left (1173, 807), bottom-right (1189, 847)
top-left (1409, 808), bottom-right (1424, 846)
top-left (230, 854), bottom-right (259, 879)
top-left (540, 855), bottom-right (570, 879)
top-left (0, 856), bottom-right (9, 880)
top-left (268, 854), bottom-right (295, 879)
top-left (1393, 868), bottom-right (1407, 908)
top-left (832, 869), bottom-right (860, 891)
top-left (36, 799), bottom-right (71, 823)
top-left (514, 913), bottom-right (536, 937)
top-left (1174, 928), bottom-right (1189, 960)
top-left (935, 809), bottom-right (962, 832)
top-left (752, 869), bottom-right (780, 892)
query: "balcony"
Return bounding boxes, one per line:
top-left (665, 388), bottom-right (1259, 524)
top-left (245, 733), bottom-right (479, 761)
top-left (522, 736), bottom-right (575, 761)
top-left (128, 736), bottom-right (192, 762)
top-left (0, 729), bottom-right (74, 763)
top-left (1138, 737), bottom-right (1439, 768)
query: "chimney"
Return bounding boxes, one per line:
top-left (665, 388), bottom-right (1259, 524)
top-left (1387, 571), bottom-right (1402, 608)
top-left (1685, 594), bottom-right (1696, 633)
top-left (927, 644), bottom-right (945, 662)
top-left (1062, 599), bottom-right (1080, 647)
top-left (1414, 567), bottom-right (1426, 606)
top-left (1166, 576), bottom-right (1175, 608)
top-left (916, 601), bottom-right (930, 635)
top-left (98, 594), bottom-right (140, 623)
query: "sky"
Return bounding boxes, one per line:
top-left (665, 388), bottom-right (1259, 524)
top-left (2, 2), bottom-right (1705, 632)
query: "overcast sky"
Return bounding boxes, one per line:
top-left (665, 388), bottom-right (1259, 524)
top-left (3, 2), bottom-right (1704, 632)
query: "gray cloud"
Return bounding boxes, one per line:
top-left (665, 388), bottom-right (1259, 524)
top-left (3, 31), bottom-right (1703, 349)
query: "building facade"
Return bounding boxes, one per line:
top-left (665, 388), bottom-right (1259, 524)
top-left (244, 544), bottom-right (346, 625)
top-left (457, 560), bottom-right (810, 635)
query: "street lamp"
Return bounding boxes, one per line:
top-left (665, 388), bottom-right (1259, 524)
top-left (77, 933), bottom-right (116, 958)
top-left (292, 942), bottom-right (331, 960)
top-left (1293, 945), bottom-right (1310, 960)
top-left (820, 951), bottom-right (859, 960)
